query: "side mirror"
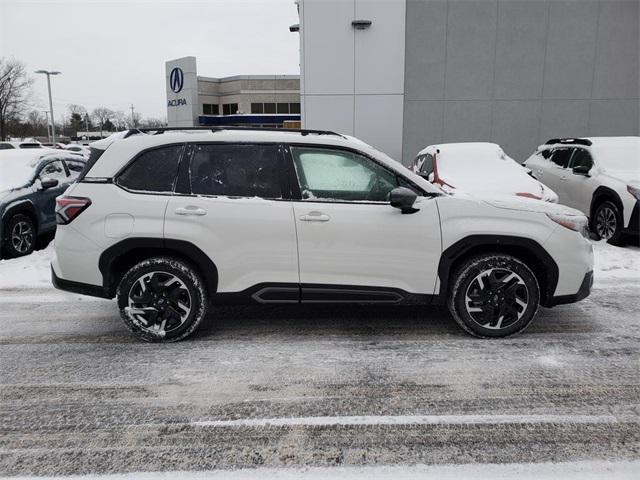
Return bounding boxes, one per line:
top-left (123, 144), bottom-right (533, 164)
top-left (572, 165), bottom-right (591, 177)
top-left (390, 187), bottom-right (419, 214)
top-left (40, 178), bottom-right (59, 190)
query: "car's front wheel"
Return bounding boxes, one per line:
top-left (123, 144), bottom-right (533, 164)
top-left (448, 254), bottom-right (540, 338)
top-left (3, 213), bottom-right (36, 258)
top-left (592, 200), bottom-right (624, 246)
top-left (117, 257), bottom-right (208, 342)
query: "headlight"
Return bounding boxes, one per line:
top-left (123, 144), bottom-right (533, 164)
top-left (627, 183), bottom-right (640, 201)
top-left (546, 213), bottom-right (590, 238)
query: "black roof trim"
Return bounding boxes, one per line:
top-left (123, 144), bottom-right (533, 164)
top-left (545, 138), bottom-right (592, 147)
top-left (124, 126), bottom-right (345, 139)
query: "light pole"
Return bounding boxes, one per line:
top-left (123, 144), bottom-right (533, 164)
top-left (42, 111), bottom-right (51, 143)
top-left (35, 70), bottom-right (61, 144)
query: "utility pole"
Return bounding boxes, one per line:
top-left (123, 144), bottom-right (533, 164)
top-left (43, 111), bottom-right (50, 143)
top-left (130, 104), bottom-right (136, 127)
top-left (35, 70), bottom-right (61, 144)
top-left (85, 113), bottom-right (89, 133)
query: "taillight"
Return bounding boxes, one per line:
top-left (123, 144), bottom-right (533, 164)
top-left (56, 196), bottom-right (91, 225)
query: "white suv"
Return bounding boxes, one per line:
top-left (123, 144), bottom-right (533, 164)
top-left (524, 137), bottom-right (640, 245)
top-left (52, 128), bottom-right (594, 342)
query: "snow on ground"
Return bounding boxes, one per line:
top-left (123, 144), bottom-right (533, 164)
top-left (0, 241), bottom-right (54, 289)
top-left (0, 239), bottom-right (637, 291)
top-left (8, 460), bottom-right (640, 480)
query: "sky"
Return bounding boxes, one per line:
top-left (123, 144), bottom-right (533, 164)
top-left (0, 0), bottom-right (300, 121)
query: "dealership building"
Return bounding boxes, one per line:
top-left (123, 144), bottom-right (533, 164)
top-left (165, 56), bottom-right (300, 128)
top-left (296, 0), bottom-right (639, 164)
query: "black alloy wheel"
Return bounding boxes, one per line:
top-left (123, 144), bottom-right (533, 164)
top-left (117, 257), bottom-right (208, 342)
top-left (593, 201), bottom-right (624, 246)
top-left (448, 254), bottom-right (540, 338)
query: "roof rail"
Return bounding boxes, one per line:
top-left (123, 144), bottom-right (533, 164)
top-left (545, 138), bottom-right (592, 147)
top-left (123, 126), bottom-right (345, 139)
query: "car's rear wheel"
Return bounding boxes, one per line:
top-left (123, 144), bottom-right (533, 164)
top-left (3, 213), bottom-right (35, 258)
top-left (448, 254), bottom-right (540, 338)
top-left (117, 257), bottom-right (208, 342)
top-left (593, 200), bottom-right (624, 246)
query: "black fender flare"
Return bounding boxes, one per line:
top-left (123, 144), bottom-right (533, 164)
top-left (436, 235), bottom-right (559, 307)
top-left (1, 199), bottom-right (39, 237)
top-left (590, 187), bottom-right (624, 221)
top-left (98, 238), bottom-right (218, 297)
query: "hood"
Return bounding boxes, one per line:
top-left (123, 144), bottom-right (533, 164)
top-left (478, 194), bottom-right (584, 216)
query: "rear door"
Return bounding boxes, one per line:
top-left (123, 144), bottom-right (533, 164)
top-left (288, 145), bottom-right (441, 301)
top-left (564, 148), bottom-right (596, 214)
top-left (164, 143), bottom-right (299, 297)
top-left (543, 147), bottom-right (574, 203)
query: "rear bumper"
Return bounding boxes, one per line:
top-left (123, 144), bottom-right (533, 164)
top-left (546, 271), bottom-right (593, 307)
top-left (52, 266), bottom-right (112, 299)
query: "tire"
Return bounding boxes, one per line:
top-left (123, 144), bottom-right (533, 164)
top-left (2, 213), bottom-right (36, 258)
top-left (117, 257), bottom-right (208, 342)
top-left (592, 200), bottom-right (625, 246)
top-left (447, 254), bottom-right (540, 338)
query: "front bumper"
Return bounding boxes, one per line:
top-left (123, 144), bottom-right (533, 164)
top-left (546, 270), bottom-right (593, 307)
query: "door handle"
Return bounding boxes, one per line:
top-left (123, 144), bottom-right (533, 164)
top-left (300, 211), bottom-right (330, 222)
top-left (175, 206), bottom-right (207, 216)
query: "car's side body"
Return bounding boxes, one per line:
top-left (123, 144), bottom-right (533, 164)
top-left (524, 137), bottom-right (639, 239)
top-left (52, 130), bottom-right (592, 314)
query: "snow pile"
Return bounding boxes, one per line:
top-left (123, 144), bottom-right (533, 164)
top-left (0, 242), bottom-right (54, 289)
top-left (7, 460), bottom-right (640, 480)
top-left (592, 240), bottom-right (640, 281)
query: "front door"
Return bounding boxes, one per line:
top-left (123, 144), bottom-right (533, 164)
top-left (288, 145), bottom-right (441, 301)
top-left (35, 159), bottom-right (69, 230)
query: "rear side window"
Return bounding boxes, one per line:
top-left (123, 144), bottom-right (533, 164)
top-left (420, 154), bottom-right (435, 175)
top-left (550, 148), bottom-right (573, 168)
top-left (188, 144), bottom-right (281, 198)
top-left (117, 145), bottom-right (183, 192)
top-left (569, 149), bottom-right (593, 170)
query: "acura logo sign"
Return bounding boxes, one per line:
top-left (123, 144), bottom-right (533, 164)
top-left (169, 67), bottom-right (184, 93)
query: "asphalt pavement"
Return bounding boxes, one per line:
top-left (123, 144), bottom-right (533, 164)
top-left (0, 278), bottom-right (639, 476)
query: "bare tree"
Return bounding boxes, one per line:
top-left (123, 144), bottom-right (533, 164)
top-left (67, 103), bottom-right (86, 117)
top-left (0, 58), bottom-right (33, 140)
top-left (140, 117), bottom-right (166, 128)
top-left (127, 111), bottom-right (142, 128)
top-left (91, 106), bottom-right (114, 133)
top-left (26, 110), bottom-right (44, 129)
top-left (113, 110), bottom-right (127, 130)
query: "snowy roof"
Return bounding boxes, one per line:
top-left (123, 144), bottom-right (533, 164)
top-left (0, 148), bottom-right (59, 191)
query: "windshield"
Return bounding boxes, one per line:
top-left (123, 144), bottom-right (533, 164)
top-left (591, 138), bottom-right (640, 172)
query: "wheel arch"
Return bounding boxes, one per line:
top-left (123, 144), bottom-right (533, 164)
top-left (98, 238), bottom-right (218, 298)
top-left (437, 235), bottom-right (559, 308)
top-left (590, 186), bottom-right (623, 221)
top-left (1, 200), bottom-right (39, 234)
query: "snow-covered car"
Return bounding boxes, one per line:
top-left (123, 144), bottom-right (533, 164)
top-left (52, 127), bottom-right (593, 342)
top-left (0, 140), bottom-right (43, 150)
top-left (524, 137), bottom-right (640, 245)
top-left (413, 143), bottom-right (558, 202)
top-left (0, 149), bottom-right (86, 257)
top-left (64, 144), bottom-right (91, 157)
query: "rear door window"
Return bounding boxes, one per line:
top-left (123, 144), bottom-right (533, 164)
top-left (550, 148), bottom-right (573, 168)
top-left (188, 144), bottom-right (282, 198)
top-left (569, 149), bottom-right (593, 170)
top-left (117, 145), bottom-right (183, 192)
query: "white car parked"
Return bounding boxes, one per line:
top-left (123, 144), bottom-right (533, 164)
top-left (413, 143), bottom-right (558, 202)
top-left (52, 128), bottom-right (593, 342)
top-left (524, 137), bottom-right (640, 245)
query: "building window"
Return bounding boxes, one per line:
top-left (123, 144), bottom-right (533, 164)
top-left (202, 104), bottom-right (219, 115)
top-left (248, 102), bottom-right (301, 115)
top-left (222, 103), bottom-right (238, 115)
